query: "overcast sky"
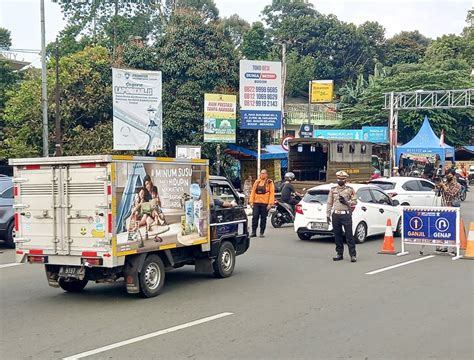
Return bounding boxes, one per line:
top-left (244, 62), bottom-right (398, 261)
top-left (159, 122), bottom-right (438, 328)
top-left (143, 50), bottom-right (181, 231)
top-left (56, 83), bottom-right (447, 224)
top-left (0, 0), bottom-right (472, 65)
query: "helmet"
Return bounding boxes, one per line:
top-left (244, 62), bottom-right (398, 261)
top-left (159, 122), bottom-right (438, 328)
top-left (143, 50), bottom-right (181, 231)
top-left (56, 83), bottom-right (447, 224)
top-left (336, 170), bottom-right (349, 179)
top-left (284, 172), bottom-right (295, 181)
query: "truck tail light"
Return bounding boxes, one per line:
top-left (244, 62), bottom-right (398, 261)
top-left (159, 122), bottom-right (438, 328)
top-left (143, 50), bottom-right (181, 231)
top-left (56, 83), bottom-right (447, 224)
top-left (28, 256), bottom-right (47, 263)
top-left (13, 186), bottom-right (18, 196)
top-left (107, 185), bottom-right (112, 195)
top-left (24, 165), bottom-right (41, 170)
top-left (82, 258), bottom-right (103, 266)
top-left (295, 204), bottom-right (304, 215)
top-left (108, 213), bottom-right (113, 233)
top-left (14, 213), bottom-right (19, 231)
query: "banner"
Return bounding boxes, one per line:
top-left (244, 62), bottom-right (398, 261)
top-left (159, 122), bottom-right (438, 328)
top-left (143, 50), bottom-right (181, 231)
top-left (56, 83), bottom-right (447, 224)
top-left (112, 68), bottom-right (163, 152)
top-left (176, 145), bottom-right (202, 159)
top-left (239, 60), bottom-right (282, 129)
top-left (204, 94), bottom-right (236, 143)
top-left (310, 80), bottom-right (334, 103)
top-left (314, 127), bottom-right (389, 143)
top-left (362, 126), bottom-right (389, 143)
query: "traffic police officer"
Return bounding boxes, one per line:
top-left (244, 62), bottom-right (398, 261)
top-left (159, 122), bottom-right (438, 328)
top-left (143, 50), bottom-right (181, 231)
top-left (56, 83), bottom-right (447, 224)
top-left (326, 171), bottom-right (358, 262)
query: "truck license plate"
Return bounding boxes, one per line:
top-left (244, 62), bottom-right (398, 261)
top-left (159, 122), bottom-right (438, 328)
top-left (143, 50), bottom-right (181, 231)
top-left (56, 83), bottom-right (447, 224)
top-left (310, 222), bottom-right (328, 230)
top-left (59, 266), bottom-right (85, 279)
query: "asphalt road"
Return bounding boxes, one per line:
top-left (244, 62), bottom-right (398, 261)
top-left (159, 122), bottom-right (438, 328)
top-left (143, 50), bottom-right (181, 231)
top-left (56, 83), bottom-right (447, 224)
top-left (1, 193), bottom-right (473, 360)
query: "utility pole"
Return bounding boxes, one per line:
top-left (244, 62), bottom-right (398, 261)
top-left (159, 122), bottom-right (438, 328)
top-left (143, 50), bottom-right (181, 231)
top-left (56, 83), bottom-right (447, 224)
top-left (280, 42), bottom-right (287, 139)
top-left (40, 0), bottom-right (48, 157)
top-left (54, 39), bottom-right (62, 156)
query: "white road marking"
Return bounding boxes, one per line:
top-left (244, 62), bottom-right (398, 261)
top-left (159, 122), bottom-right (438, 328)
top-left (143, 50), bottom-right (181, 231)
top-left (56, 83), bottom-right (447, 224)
top-left (63, 312), bottom-right (234, 360)
top-left (365, 255), bottom-right (435, 275)
top-left (0, 263), bottom-right (22, 269)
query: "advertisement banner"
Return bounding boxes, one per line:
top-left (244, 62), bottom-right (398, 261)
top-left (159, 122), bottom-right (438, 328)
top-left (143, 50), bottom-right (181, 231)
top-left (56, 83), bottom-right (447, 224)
top-left (204, 94), bottom-right (236, 143)
top-left (239, 60), bottom-right (282, 129)
top-left (112, 68), bottom-right (163, 152)
top-left (314, 129), bottom-right (363, 140)
top-left (310, 80), bottom-right (334, 103)
top-left (176, 145), bottom-right (202, 159)
top-left (402, 207), bottom-right (458, 245)
top-left (362, 126), bottom-right (389, 143)
top-left (114, 161), bottom-right (209, 255)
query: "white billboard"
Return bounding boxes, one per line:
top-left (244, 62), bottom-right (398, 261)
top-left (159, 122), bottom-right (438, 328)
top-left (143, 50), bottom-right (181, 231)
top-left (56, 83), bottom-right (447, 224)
top-left (239, 60), bottom-right (282, 129)
top-left (112, 68), bottom-right (163, 152)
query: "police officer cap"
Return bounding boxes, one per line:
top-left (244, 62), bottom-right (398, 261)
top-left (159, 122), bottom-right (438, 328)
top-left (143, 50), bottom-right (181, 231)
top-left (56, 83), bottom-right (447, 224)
top-left (336, 170), bottom-right (349, 179)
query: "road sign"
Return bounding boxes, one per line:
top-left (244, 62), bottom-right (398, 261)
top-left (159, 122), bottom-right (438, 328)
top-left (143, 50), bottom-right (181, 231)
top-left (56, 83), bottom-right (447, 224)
top-left (399, 206), bottom-right (461, 259)
top-left (310, 80), bottom-right (334, 103)
top-left (298, 124), bottom-right (313, 138)
top-left (281, 136), bottom-right (293, 152)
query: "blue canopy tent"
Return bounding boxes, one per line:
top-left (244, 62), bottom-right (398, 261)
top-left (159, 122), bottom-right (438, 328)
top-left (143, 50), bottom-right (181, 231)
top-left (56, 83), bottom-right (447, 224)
top-left (396, 116), bottom-right (455, 167)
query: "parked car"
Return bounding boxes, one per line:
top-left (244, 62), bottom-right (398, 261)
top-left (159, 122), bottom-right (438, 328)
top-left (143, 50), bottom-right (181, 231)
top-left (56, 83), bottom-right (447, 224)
top-left (469, 165), bottom-right (474, 184)
top-left (0, 176), bottom-right (14, 248)
top-left (294, 183), bottom-right (402, 243)
top-left (369, 177), bottom-right (441, 207)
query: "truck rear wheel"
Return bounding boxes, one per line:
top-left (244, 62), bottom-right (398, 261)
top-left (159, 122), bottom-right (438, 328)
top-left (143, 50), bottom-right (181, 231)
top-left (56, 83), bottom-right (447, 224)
top-left (213, 241), bottom-right (236, 278)
top-left (58, 278), bottom-right (88, 292)
top-left (139, 254), bottom-right (165, 298)
top-left (5, 221), bottom-right (15, 249)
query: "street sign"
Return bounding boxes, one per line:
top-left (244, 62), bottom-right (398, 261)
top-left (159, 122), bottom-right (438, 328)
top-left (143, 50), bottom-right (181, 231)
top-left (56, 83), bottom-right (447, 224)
top-left (400, 206), bottom-right (461, 259)
top-left (314, 129), bottom-right (363, 140)
top-left (310, 80), bottom-right (334, 103)
top-left (298, 124), bottom-right (314, 138)
top-left (281, 136), bottom-right (293, 152)
top-left (239, 60), bottom-right (282, 129)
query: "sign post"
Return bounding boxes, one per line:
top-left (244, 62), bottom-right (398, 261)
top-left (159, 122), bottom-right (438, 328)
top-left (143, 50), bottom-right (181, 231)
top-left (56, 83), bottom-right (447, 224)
top-left (240, 60), bottom-right (282, 178)
top-left (399, 206), bottom-right (461, 260)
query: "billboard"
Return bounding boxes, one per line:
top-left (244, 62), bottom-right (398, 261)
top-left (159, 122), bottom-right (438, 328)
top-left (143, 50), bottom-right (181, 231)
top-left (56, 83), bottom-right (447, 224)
top-left (239, 60), bottom-right (282, 129)
top-left (112, 68), bottom-right (163, 152)
top-left (204, 94), bottom-right (236, 143)
top-left (114, 161), bottom-right (209, 255)
top-left (310, 80), bottom-right (334, 103)
top-left (314, 127), bottom-right (389, 143)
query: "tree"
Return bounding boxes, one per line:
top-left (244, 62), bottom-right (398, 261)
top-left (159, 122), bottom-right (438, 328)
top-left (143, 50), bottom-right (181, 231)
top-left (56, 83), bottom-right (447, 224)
top-left (241, 22), bottom-right (271, 60)
top-left (384, 31), bottom-right (431, 66)
top-left (285, 51), bottom-right (316, 97)
top-left (424, 34), bottom-right (473, 65)
top-left (341, 62), bottom-right (474, 146)
top-left (218, 14), bottom-right (250, 49)
top-left (0, 27), bottom-right (12, 49)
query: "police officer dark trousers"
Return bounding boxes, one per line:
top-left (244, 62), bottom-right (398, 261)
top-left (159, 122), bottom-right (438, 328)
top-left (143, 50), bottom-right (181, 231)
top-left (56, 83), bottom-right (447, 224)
top-left (326, 171), bottom-right (358, 263)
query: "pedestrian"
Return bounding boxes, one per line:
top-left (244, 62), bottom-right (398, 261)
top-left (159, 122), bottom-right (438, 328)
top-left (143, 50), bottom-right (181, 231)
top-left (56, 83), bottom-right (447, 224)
top-left (326, 171), bottom-right (358, 263)
top-left (249, 169), bottom-right (275, 238)
top-left (243, 175), bottom-right (253, 207)
top-left (435, 168), bottom-right (462, 253)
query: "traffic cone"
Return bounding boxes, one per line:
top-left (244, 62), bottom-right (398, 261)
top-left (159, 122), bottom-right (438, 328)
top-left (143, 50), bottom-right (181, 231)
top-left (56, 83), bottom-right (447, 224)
top-left (378, 218), bottom-right (396, 254)
top-left (462, 222), bottom-right (474, 260)
top-left (459, 218), bottom-right (467, 250)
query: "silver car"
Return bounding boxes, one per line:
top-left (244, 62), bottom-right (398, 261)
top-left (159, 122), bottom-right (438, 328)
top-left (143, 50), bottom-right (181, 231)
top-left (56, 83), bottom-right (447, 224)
top-left (0, 176), bottom-right (14, 248)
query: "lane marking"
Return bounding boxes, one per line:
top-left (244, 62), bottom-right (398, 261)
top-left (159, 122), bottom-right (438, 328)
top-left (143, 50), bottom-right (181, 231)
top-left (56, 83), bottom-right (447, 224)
top-left (365, 255), bottom-right (435, 275)
top-left (0, 263), bottom-right (22, 269)
top-left (63, 312), bottom-right (233, 360)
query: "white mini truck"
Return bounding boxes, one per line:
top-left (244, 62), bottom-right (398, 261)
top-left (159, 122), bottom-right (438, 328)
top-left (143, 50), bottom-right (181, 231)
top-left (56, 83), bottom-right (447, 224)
top-left (9, 155), bottom-right (250, 297)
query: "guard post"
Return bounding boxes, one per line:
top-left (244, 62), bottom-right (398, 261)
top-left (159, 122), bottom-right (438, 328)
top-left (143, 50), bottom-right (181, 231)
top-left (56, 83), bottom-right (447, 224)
top-left (398, 206), bottom-right (461, 260)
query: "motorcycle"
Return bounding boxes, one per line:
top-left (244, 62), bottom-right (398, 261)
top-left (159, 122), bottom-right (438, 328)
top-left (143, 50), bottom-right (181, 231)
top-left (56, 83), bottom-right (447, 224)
top-left (270, 195), bottom-right (302, 228)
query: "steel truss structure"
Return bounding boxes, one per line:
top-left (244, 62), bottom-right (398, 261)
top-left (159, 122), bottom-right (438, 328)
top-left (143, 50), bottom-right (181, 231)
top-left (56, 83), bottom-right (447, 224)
top-left (384, 89), bottom-right (473, 110)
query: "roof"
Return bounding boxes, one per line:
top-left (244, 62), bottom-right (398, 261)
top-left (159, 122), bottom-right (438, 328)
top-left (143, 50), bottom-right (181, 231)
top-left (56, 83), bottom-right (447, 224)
top-left (396, 116), bottom-right (454, 165)
top-left (225, 144), bottom-right (287, 160)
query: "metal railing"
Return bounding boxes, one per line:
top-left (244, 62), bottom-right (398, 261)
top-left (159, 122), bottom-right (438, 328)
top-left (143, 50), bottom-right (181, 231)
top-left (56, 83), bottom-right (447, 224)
top-left (284, 103), bottom-right (343, 125)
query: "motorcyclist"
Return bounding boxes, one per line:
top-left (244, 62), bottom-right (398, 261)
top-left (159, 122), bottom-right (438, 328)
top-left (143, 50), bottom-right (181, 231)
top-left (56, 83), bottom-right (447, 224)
top-left (280, 172), bottom-right (303, 213)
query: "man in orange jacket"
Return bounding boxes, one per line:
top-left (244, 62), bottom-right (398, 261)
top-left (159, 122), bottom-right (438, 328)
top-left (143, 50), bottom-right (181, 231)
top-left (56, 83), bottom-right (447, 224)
top-left (249, 169), bottom-right (275, 238)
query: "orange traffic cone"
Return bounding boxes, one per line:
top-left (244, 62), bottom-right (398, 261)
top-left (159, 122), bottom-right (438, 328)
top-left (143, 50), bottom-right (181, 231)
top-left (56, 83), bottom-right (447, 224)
top-left (460, 218), bottom-right (467, 250)
top-left (463, 222), bottom-right (474, 260)
top-left (378, 218), bottom-right (396, 254)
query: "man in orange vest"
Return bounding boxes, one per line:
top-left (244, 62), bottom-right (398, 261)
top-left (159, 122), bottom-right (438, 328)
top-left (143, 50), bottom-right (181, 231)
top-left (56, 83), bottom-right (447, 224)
top-left (249, 169), bottom-right (275, 238)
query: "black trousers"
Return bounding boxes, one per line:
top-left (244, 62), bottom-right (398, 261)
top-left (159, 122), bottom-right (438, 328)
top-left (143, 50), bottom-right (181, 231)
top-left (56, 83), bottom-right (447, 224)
top-left (252, 203), bottom-right (268, 234)
top-left (332, 213), bottom-right (356, 257)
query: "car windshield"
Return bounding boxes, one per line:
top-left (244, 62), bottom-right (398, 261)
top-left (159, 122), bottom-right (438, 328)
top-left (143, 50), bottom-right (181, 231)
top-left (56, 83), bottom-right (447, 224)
top-left (303, 190), bottom-right (329, 204)
top-left (370, 181), bottom-right (395, 190)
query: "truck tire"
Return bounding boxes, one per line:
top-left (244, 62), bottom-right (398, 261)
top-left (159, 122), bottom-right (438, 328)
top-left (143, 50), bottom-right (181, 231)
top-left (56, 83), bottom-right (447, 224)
top-left (139, 254), bottom-right (165, 298)
top-left (58, 278), bottom-right (88, 292)
top-left (213, 241), bottom-right (236, 278)
top-left (5, 221), bottom-right (15, 249)
top-left (271, 212), bottom-right (283, 228)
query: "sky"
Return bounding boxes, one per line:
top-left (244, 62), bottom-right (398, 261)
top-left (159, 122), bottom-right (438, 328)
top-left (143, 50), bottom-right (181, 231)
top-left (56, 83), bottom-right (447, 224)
top-left (0, 0), bottom-right (472, 65)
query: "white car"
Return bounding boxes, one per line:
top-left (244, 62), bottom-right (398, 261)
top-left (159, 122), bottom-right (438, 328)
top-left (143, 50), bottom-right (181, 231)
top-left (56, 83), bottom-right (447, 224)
top-left (369, 177), bottom-right (440, 207)
top-left (294, 183), bottom-right (402, 243)
top-left (469, 165), bottom-right (474, 183)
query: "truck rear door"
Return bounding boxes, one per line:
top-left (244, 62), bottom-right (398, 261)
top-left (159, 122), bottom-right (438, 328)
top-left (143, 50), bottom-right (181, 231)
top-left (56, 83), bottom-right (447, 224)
top-left (14, 163), bottom-right (110, 256)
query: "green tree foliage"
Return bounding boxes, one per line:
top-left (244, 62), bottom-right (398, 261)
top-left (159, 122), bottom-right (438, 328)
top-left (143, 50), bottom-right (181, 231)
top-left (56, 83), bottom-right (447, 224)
top-left (0, 27), bottom-right (12, 49)
top-left (218, 14), bottom-right (250, 49)
top-left (384, 31), bottom-right (431, 66)
top-left (424, 34), bottom-right (473, 66)
top-left (1, 47), bottom-right (112, 160)
top-left (341, 62), bottom-right (474, 146)
top-left (285, 51), bottom-right (316, 97)
top-left (241, 22), bottom-right (271, 60)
